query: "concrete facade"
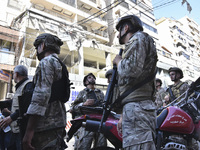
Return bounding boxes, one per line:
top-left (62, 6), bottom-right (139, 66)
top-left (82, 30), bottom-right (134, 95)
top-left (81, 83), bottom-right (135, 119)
top-left (0, 0), bottom-right (200, 101)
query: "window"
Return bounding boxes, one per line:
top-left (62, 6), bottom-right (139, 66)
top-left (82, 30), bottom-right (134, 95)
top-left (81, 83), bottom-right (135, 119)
top-left (8, 0), bottom-right (24, 10)
top-left (0, 40), bottom-right (11, 51)
top-left (143, 22), bottom-right (157, 33)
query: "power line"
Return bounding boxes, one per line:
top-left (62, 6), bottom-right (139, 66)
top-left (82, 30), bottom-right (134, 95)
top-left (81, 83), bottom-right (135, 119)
top-left (76, 0), bottom-right (124, 26)
top-left (73, 0), bottom-right (124, 26)
top-left (107, 0), bottom-right (181, 28)
top-left (107, 1), bottom-right (143, 27)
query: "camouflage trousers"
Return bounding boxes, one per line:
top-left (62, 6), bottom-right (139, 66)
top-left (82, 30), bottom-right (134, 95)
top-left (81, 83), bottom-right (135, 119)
top-left (122, 141), bottom-right (156, 150)
top-left (74, 127), bottom-right (107, 150)
top-left (32, 127), bottom-right (66, 150)
top-left (122, 101), bottom-right (156, 149)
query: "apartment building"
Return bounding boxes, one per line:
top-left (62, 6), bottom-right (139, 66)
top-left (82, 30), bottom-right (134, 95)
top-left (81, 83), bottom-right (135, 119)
top-left (155, 17), bottom-right (200, 83)
top-left (0, 0), bottom-right (161, 101)
top-left (0, 0), bottom-right (27, 99)
top-left (0, 0), bottom-right (189, 100)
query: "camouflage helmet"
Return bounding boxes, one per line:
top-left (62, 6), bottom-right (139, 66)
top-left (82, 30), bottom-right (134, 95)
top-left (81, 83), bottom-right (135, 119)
top-left (156, 78), bottom-right (162, 86)
top-left (168, 67), bottom-right (183, 79)
top-left (83, 73), bottom-right (96, 86)
top-left (34, 33), bottom-right (63, 54)
top-left (105, 69), bottom-right (113, 78)
top-left (116, 15), bottom-right (143, 31)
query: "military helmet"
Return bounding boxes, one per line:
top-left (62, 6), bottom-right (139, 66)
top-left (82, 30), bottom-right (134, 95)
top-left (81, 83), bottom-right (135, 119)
top-left (105, 69), bottom-right (113, 78)
top-left (168, 67), bottom-right (183, 79)
top-left (83, 73), bottom-right (96, 86)
top-left (34, 33), bottom-right (63, 54)
top-left (116, 15), bottom-right (143, 31)
top-left (156, 78), bottom-right (162, 86)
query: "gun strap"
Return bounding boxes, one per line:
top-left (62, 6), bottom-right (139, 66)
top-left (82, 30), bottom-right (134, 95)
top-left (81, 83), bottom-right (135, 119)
top-left (111, 69), bottom-right (157, 108)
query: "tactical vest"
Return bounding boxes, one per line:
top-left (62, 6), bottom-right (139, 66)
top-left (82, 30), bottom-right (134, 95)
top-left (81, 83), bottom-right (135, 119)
top-left (170, 82), bottom-right (185, 99)
top-left (10, 79), bottom-right (31, 133)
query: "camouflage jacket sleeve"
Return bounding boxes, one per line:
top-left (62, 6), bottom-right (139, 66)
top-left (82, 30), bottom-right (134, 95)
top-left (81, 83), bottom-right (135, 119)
top-left (72, 90), bottom-right (86, 111)
top-left (72, 88), bottom-right (104, 112)
top-left (180, 82), bottom-right (189, 95)
top-left (27, 54), bottom-right (62, 116)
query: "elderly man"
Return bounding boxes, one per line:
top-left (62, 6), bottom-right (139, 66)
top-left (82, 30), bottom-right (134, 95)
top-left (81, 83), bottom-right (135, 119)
top-left (0, 65), bottom-right (32, 150)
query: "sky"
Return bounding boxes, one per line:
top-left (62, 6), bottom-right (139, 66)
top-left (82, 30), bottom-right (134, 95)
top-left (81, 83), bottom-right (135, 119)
top-left (152, 0), bottom-right (200, 25)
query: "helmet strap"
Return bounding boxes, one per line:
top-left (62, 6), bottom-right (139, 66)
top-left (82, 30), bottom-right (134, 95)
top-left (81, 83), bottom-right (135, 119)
top-left (119, 25), bottom-right (131, 44)
top-left (36, 50), bottom-right (46, 61)
top-left (85, 78), bottom-right (95, 87)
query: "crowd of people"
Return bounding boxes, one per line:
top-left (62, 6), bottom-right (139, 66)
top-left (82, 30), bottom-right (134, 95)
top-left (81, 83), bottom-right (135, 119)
top-left (0, 14), bottom-right (193, 150)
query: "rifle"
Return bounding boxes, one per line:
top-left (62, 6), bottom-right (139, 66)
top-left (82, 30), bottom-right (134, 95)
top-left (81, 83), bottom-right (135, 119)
top-left (168, 86), bottom-right (177, 102)
top-left (98, 48), bottom-right (123, 132)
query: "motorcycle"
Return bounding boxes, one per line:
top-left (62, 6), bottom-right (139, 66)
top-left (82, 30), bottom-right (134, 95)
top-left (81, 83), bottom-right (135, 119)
top-left (67, 77), bottom-right (200, 150)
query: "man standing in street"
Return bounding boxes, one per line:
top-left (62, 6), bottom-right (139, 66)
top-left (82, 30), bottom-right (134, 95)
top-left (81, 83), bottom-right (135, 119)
top-left (22, 33), bottom-right (67, 150)
top-left (0, 65), bottom-right (33, 150)
top-left (72, 73), bottom-right (107, 150)
top-left (167, 67), bottom-right (189, 102)
top-left (113, 15), bottom-right (157, 149)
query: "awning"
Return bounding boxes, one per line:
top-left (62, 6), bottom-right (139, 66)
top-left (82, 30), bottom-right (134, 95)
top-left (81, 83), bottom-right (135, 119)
top-left (0, 25), bottom-right (20, 43)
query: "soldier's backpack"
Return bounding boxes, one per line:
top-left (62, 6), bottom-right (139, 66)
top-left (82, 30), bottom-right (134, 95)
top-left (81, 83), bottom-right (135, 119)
top-left (49, 56), bottom-right (71, 103)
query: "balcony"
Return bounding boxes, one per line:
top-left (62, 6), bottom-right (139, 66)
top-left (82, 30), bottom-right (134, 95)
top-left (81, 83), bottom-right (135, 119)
top-left (0, 51), bottom-right (15, 65)
top-left (58, 0), bottom-right (76, 8)
top-left (138, 2), bottom-right (154, 15)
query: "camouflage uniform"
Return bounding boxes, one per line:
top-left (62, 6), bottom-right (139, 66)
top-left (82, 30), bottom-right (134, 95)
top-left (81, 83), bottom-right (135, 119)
top-left (72, 88), bottom-right (107, 150)
top-left (168, 81), bottom-right (189, 101)
top-left (26, 53), bottom-right (66, 150)
top-left (155, 87), bottom-right (167, 108)
top-left (117, 31), bottom-right (157, 149)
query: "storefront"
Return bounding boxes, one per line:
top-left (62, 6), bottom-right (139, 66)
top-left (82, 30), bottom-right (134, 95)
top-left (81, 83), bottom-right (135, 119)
top-left (0, 64), bottom-right (14, 100)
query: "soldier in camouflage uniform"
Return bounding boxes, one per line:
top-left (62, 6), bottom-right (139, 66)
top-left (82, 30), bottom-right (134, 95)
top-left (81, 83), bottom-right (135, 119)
top-left (22, 33), bottom-right (66, 150)
top-left (105, 69), bottom-right (121, 114)
top-left (155, 78), bottom-right (167, 108)
top-left (72, 73), bottom-right (107, 150)
top-left (167, 67), bottom-right (198, 149)
top-left (113, 15), bottom-right (157, 150)
top-left (167, 67), bottom-right (189, 103)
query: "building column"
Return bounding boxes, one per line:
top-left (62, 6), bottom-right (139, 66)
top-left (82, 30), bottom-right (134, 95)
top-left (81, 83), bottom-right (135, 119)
top-left (70, 51), bottom-right (75, 73)
top-left (78, 45), bottom-right (84, 76)
top-left (106, 52), bottom-right (112, 70)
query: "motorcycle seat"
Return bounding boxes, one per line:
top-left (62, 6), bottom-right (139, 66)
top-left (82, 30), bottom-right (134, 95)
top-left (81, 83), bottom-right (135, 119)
top-left (156, 108), bottom-right (168, 129)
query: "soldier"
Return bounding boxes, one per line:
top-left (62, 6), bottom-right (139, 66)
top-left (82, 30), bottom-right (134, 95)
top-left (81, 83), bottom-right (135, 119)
top-left (72, 73), bottom-right (107, 150)
top-left (105, 69), bottom-right (121, 113)
top-left (113, 15), bottom-right (157, 149)
top-left (22, 33), bottom-right (67, 150)
top-left (167, 67), bottom-right (189, 102)
top-left (155, 78), bottom-right (167, 108)
top-left (0, 65), bottom-right (33, 150)
top-left (167, 67), bottom-right (198, 149)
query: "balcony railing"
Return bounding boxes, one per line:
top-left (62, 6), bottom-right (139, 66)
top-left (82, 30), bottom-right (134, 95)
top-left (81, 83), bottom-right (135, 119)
top-left (0, 50), bottom-right (15, 65)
